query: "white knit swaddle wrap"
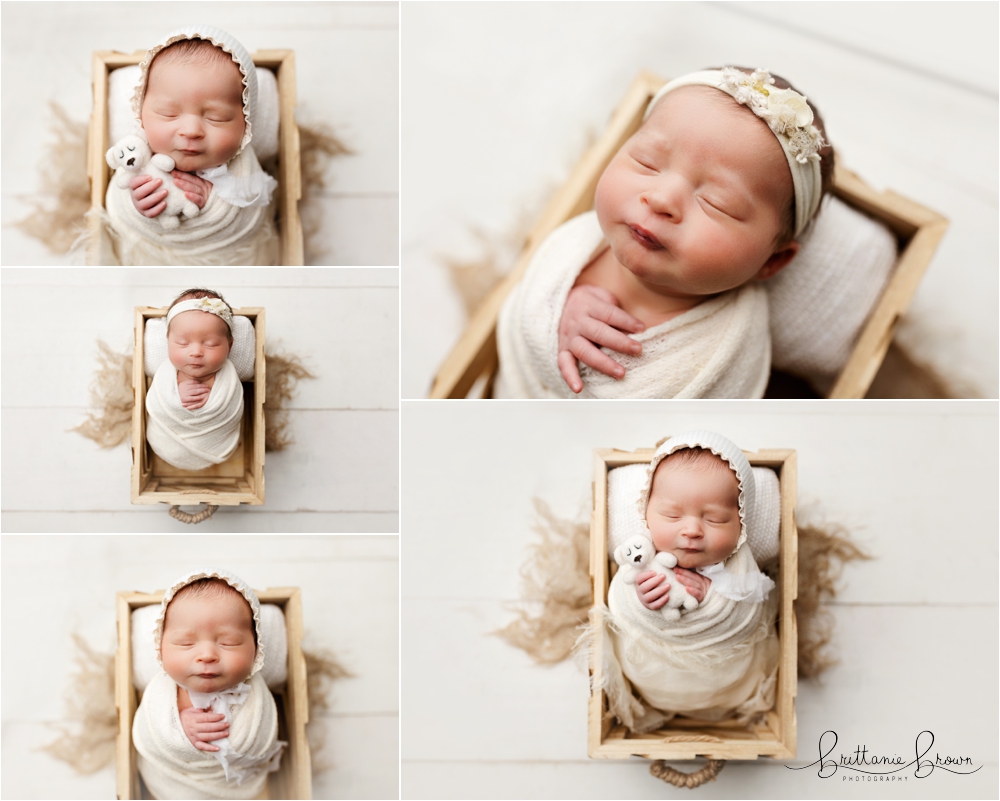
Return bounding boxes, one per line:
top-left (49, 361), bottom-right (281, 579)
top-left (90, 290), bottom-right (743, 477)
top-left (133, 672), bottom-right (282, 800)
top-left (146, 359), bottom-right (244, 470)
top-left (104, 145), bottom-right (277, 266)
top-left (593, 431), bottom-right (779, 730)
top-left (494, 212), bottom-right (771, 399)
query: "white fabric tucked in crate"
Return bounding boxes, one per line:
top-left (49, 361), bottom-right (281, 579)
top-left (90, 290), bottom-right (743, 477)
top-left (608, 463), bottom-right (780, 565)
top-left (132, 604), bottom-right (288, 691)
top-left (768, 195), bottom-right (897, 381)
top-left (144, 316), bottom-right (256, 381)
top-left (109, 65), bottom-right (280, 163)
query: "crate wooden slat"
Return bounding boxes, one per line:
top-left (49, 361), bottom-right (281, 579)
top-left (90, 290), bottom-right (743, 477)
top-left (587, 446), bottom-right (798, 761)
top-left (87, 49), bottom-right (303, 266)
top-left (130, 306), bottom-right (266, 507)
top-left (115, 587), bottom-right (311, 800)
top-left (430, 71), bottom-right (948, 399)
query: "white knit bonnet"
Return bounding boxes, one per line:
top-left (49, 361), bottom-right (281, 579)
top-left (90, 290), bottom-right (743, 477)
top-left (153, 568), bottom-right (266, 680)
top-left (131, 25), bottom-right (257, 157)
top-left (637, 430), bottom-right (755, 561)
top-left (645, 67), bottom-right (825, 238)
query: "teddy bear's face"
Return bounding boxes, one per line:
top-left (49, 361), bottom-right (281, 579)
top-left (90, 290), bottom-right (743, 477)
top-left (106, 135), bottom-right (151, 171)
top-left (615, 537), bottom-right (653, 568)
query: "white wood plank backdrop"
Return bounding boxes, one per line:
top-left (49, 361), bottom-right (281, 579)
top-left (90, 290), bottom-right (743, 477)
top-left (0, 1), bottom-right (399, 267)
top-left (0, 534), bottom-right (399, 800)
top-left (400, 400), bottom-right (998, 799)
top-left (1, 268), bottom-right (399, 533)
top-left (400, 1), bottom-right (998, 398)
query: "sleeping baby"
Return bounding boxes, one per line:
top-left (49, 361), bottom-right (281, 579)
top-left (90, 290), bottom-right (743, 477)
top-left (132, 569), bottom-right (284, 800)
top-left (494, 67), bottom-right (834, 398)
top-left (145, 288), bottom-right (244, 470)
top-left (596, 431), bottom-right (778, 732)
top-left (104, 25), bottom-right (279, 265)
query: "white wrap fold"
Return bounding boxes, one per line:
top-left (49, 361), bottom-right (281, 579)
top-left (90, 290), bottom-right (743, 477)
top-left (598, 543), bottom-right (779, 730)
top-left (146, 359), bottom-right (244, 470)
top-left (103, 145), bottom-right (278, 266)
top-left (494, 212), bottom-right (770, 399)
top-left (133, 672), bottom-right (284, 801)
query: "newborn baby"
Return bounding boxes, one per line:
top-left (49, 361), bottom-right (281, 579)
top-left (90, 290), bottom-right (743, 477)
top-left (145, 288), bottom-right (244, 470)
top-left (104, 25), bottom-right (279, 265)
top-left (494, 67), bottom-right (834, 399)
top-left (598, 431), bottom-right (778, 731)
top-left (132, 570), bottom-right (284, 800)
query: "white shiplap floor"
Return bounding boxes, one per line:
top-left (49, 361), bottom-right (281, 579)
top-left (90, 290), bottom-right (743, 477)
top-left (0, 534), bottom-right (399, 800)
top-left (400, 1), bottom-right (999, 398)
top-left (400, 401), bottom-right (999, 799)
top-left (0, 1), bottom-right (399, 267)
top-left (1, 267), bottom-right (399, 533)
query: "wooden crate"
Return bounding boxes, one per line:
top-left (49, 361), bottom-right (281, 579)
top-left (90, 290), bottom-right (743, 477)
top-left (130, 306), bottom-right (266, 507)
top-left (87, 49), bottom-right (303, 266)
top-left (588, 446), bottom-right (798, 761)
top-left (430, 71), bottom-right (949, 399)
top-left (115, 587), bottom-right (311, 800)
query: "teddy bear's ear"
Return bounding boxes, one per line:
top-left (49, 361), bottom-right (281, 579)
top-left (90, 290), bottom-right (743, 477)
top-left (612, 543), bottom-right (626, 566)
top-left (105, 146), bottom-right (117, 170)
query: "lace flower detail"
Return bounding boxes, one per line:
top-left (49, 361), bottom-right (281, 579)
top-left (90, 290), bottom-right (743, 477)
top-left (195, 297), bottom-right (234, 326)
top-left (719, 67), bottom-right (825, 164)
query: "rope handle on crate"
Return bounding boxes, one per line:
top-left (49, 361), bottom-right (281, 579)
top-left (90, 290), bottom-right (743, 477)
top-left (650, 758), bottom-right (726, 788)
top-left (168, 504), bottom-right (219, 524)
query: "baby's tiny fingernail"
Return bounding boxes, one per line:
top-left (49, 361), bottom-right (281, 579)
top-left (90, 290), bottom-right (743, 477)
top-left (614, 369), bottom-right (624, 378)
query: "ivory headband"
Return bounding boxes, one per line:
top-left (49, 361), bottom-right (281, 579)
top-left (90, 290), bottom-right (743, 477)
top-left (166, 297), bottom-right (234, 332)
top-left (645, 68), bottom-right (825, 238)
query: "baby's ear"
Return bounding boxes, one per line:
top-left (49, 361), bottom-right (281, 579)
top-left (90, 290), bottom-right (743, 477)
top-left (756, 240), bottom-right (800, 281)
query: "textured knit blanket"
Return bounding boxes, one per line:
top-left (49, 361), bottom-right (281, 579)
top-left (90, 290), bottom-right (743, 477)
top-left (103, 145), bottom-right (278, 266)
top-left (146, 359), bottom-right (244, 471)
top-left (591, 544), bottom-right (779, 731)
top-left (133, 672), bottom-right (284, 800)
top-left (494, 211), bottom-right (771, 399)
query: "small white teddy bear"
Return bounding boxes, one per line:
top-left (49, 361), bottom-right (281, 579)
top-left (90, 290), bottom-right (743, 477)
top-left (105, 134), bottom-right (200, 230)
top-left (613, 535), bottom-right (699, 621)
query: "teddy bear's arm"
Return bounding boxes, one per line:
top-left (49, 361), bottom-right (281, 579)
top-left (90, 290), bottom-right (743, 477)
top-left (150, 153), bottom-right (176, 172)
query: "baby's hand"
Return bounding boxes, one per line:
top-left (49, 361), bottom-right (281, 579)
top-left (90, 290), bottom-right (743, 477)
top-left (634, 570), bottom-right (670, 611)
top-left (178, 379), bottom-right (211, 410)
top-left (172, 170), bottom-right (212, 209)
top-left (673, 568), bottom-right (711, 603)
top-left (129, 174), bottom-right (167, 218)
top-left (557, 285), bottom-right (645, 393)
top-left (179, 706), bottom-right (229, 752)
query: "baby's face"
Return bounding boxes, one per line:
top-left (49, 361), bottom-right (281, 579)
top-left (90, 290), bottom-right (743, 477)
top-left (160, 589), bottom-right (256, 693)
top-left (594, 86), bottom-right (793, 297)
top-left (167, 311), bottom-right (232, 380)
top-left (141, 54), bottom-right (246, 172)
top-left (645, 455), bottom-right (742, 569)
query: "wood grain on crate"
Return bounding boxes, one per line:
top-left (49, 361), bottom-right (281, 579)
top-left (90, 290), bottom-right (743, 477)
top-left (587, 447), bottom-right (797, 761)
top-left (130, 306), bottom-right (266, 507)
top-left (87, 50), bottom-right (303, 265)
top-left (114, 587), bottom-right (311, 800)
top-left (429, 71), bottom-right (948, 400)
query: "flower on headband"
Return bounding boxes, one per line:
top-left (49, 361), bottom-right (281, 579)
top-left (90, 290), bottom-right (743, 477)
top-left (720, 67), bottom-right (825, 164)
top-left (195, 297), bottom-right (229, 317)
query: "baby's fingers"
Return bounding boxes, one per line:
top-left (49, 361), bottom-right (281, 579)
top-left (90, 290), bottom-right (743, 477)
top-left (196, 727), bottom-right (231, 740)
top-left (568, 336), bottom-right (625, 380)
top-left (128, 174), bottom-right (156, 191)
top-left (194, 740), bottom-right (222, 752)
top-left (580, 316), bottom-right (642, 356)
top-left (557, 350), bottom-right (584, 394)
top-left (588, 297), bottom-right (646, 335)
